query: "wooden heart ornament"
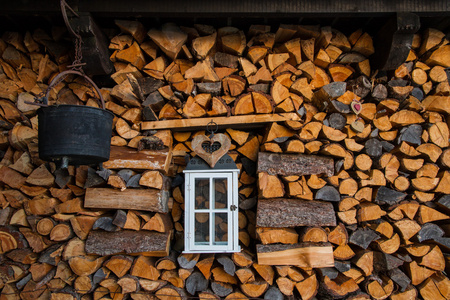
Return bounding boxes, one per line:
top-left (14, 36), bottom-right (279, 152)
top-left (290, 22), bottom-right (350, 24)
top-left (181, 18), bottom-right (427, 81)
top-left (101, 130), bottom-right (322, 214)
top-left (192, 133), bottom-right (231, 168)
top-left (351, 101), bottom-right (362, 115)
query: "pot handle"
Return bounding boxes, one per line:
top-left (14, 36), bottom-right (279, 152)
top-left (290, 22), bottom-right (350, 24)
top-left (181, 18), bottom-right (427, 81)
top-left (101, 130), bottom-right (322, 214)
top-left (43, 70), bottom-right (106, 110)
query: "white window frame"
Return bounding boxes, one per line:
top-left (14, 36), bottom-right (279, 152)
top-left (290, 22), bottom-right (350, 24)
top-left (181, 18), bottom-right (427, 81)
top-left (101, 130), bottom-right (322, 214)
top-left (183, 169), bottom-right (240, 253)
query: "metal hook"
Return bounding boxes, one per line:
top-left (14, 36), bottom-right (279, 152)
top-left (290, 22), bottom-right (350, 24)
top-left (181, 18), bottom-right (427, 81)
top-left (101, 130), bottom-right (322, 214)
top-left (206, 120), bottom-right (218, 138)
top-left (60, 0), bottom-right (81, 40)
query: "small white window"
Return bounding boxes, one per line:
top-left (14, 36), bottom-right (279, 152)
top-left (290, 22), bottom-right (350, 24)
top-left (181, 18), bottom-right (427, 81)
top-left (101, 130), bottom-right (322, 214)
top-left (183, 155), bottom-right (240, 253)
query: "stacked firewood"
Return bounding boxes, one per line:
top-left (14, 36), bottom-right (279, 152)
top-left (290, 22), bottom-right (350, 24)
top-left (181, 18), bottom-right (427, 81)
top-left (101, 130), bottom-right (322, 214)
top-left (0, 18), bottom-right (449, 300)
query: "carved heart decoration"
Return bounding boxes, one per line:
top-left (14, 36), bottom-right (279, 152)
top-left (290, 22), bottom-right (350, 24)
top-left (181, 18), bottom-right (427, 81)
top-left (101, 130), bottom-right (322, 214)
top-left (351, 120), bottom-right (364, 133)
top-left (192, 133), bottom-right (231, 168)
top-left (351, 101), bottom-right (362, 115)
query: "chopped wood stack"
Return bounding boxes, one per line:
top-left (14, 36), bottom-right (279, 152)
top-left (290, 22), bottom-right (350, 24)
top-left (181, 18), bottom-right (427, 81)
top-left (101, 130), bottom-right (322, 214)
top-left (0, 20), bottom-right (449, 300)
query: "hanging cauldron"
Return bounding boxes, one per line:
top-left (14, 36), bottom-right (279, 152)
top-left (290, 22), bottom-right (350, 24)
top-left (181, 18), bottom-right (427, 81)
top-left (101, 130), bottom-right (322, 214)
top-left (37, 70), bottom-right (114, 167)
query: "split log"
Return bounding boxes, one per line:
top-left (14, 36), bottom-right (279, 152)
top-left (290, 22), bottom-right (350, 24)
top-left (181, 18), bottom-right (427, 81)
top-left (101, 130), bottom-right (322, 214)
top-left (84, 188), bottom-right (169, 213)
top-left (257, 243), bottom-right (334, 267)
top-left (103, 145), bottom-right (172, 175)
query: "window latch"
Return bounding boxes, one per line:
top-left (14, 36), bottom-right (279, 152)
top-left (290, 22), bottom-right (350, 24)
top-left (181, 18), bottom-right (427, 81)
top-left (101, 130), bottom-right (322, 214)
top-left (230, 205), bottom-right (237, 211)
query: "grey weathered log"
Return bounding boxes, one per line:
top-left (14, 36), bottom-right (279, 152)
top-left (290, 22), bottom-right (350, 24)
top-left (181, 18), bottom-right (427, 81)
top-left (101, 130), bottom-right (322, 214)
top-left (214, 52), bottom-right (239, 68)
top-left (211, 281), bottom-right (233, 297)
top-left (328, 113), bottom-right (346, 130)
top-left (239, 196), bottom-right (257, 210)
top-left (371, 84), bottom-right (388, 101)
top-left (85, 230), bottom-right (170, 256)
top-left (399, 124), bottom-right (422, 145)
top-left (411, 87), bottom-right (424, 100)
top-left (177, 254), bottom-right (199, 269)
top-left (373, 252), bottom-right (404, 272)
top-left (388, 268), bottom-right (411, 292)
top-left (334, 261), bottom-right (351, 273)
top-left (319, 267), bottom-right (339, 280)
top-left (117, 169), bottom-right (135, 183)
top-left (142, 106), bottom-right (158, 121)
top-left (416, 223), bottom-right (450, 251)
top-left (374, 187), bottom-right (407, 205)
top-left (315, 185), bottom-right (340, 202)
top-left (256, 199), bottom-right (336, 227)
top-left (257, 152), bottom-right (334, 177)
top-left (143, 91), bottom-right (165, 112)
top-left (126, 174), bottom-right (142, 188)
top-left (35, 267), bottom-right (56, 290)
top-left (437, 195), bottom-right (450, 214)
top-left (84, 167), bottom-right (105, 188)
top-left (348, 76), bottom-right (371, 98)
top-left (217, 255), bottom-right (235, 276)
top-left (249, 84), bottom-right (270, 94)
top-left (264, 286), bottom-right (284, 300)
top-left (138, 77), bottom-right (165, 96)
top-left (330, 100), bottom-right (351, 114)
top-left (381, 141), bottom-right (395, 152)
top-left (365, 138), bottom-right (383, 157)
top-left (197, 82), bottom-right (222, 96)
top-left (38, 243), bottom-right (64, 266)
top-left (54, 168), bottom-right (71, 188)
top-left (15, 273), bottom-right (32, 290)
top-left (92, 217), bottom-right (118, 232)
top-left (349, 228), bottom-right (380, 249)
top-left (112, 210), bottom-right (128, 228)
top-left (185, 271), bottom-right (209, 296)
top-left (93, 267), bottom-right (108, 285)
top-left (312, 82), bottom-right (346, 111)
top-left (0, 206), bottom-right (12, 225)
top-left (128, 73), bottom-right (145, 101)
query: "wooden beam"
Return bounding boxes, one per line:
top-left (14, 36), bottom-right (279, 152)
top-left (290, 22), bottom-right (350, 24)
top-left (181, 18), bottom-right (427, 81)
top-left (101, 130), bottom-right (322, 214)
top-left (85, 230), bottom-right (171, 257)
top-left (141, 113), bottom-right (300, 131)
top-left (84, 188), bottom-right (169, 213)
top-left (257, 243), bottom-right (334, 267)
top-left (103, 146), bottom-right (172, 174)
top-left (257, 152), bottom-right (334, 177)
top-left (256, 199), bottom-right (337, 227)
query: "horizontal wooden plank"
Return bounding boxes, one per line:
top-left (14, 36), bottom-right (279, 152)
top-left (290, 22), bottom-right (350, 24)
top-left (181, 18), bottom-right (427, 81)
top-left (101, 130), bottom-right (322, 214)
top-left (141, 113), bottom-right (300, 131)
top-left (85, 230), bottom-right (171, 257)
top-left (257, 243), bottom-right (334, 267)
top-left (258, 152), bottom-right (334, 177)
top-left (256, 199), bottom-right (336, 227)
top-left (103, 146), bottom-right (172, 174)
top-left (84, 188), bottom-right (169, 213)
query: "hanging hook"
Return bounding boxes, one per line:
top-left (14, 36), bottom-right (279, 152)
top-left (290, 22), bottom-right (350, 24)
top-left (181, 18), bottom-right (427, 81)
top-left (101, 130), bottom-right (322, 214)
top-left (60, 0), bottom-right (81, 40)
top-left (206, 120), bottom-right (218, 138)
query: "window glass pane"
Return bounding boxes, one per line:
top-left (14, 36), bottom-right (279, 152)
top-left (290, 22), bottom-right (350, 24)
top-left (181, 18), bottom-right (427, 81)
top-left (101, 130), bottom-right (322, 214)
top-left (195, 178), bottom-right (209, 209)
top-left (214, 178), bottom-right (228, 209)
top-left (195, 213), bottom-right (209, 245)
top-left (213, 213), bottom-right (228, 245)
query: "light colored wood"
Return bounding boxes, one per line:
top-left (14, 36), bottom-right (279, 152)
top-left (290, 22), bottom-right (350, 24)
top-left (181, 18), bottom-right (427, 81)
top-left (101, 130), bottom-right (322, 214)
top-left (256, 243), bottom-right (334, 267)
top-left (142, 112), bottom-right (300, 131)
top-left (103, 146), bottom-right (172, 175)
top-left (84, 188), bottom-right (169, 213)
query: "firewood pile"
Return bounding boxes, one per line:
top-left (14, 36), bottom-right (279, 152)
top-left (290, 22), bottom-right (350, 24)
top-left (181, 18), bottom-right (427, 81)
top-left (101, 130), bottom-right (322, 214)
top-left (0, 19), bottom-right (449, 300)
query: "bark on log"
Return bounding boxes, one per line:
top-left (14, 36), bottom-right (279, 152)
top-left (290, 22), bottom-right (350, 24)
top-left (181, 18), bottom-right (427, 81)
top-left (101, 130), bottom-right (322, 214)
top-left (256, 199), bottom-right (336, 227)
top-left (257, 152), bottom-right (334, 177)
top-left (85, 230), bottom-right (171, 256)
